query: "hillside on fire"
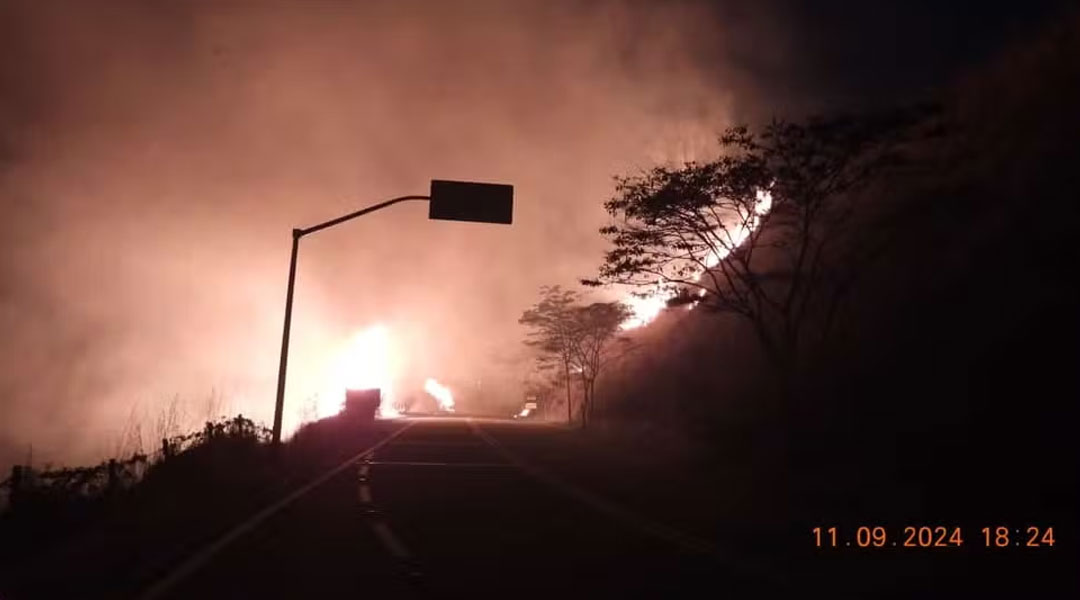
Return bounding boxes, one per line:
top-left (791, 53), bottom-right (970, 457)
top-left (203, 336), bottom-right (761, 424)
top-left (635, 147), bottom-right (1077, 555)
top-left (528, 9), bottom-right (1078, 537)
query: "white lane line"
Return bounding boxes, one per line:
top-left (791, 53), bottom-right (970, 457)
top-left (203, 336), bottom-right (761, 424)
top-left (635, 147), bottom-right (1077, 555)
top-left (368, 460), bottom-right (511, 468)
top-left (138, 422), bottom-right (415, 600)
top-left (370, 521), bottom-right (413, 560)
top-left (385, 440), bottom-right (486, 447)
top-left (357, 449), bottom-right (416, 564)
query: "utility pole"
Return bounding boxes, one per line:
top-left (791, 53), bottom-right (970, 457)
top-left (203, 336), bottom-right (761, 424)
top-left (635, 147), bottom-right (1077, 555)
top-left (271, 181), bottom-right (514, 444)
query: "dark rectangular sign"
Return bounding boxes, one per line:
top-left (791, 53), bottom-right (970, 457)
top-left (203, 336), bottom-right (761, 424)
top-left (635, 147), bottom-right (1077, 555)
top-left (428, 179), bottom-right (514, 225)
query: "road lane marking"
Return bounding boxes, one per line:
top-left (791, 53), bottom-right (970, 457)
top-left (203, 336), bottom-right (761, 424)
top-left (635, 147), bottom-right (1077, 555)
top-left (385, 440), bottom-right (486, 447)
top-left (138, 422), bottom-right (415, 600)
top-left (368, 460), bottom-right (512, 468)
top-left (466, 418), bottom-right (783, 583)
top-left (355, 448), bottom-right (422, 582)
top-left (370, 521), bottom-right (412, 560)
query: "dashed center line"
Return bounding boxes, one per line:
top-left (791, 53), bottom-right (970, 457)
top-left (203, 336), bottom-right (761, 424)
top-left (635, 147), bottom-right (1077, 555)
top-left (356, 449), bottom-right (420, 579)
top-left (367, 460), bottom-right (511, 468)
top-left (370, 521), bottom-right (412, 560)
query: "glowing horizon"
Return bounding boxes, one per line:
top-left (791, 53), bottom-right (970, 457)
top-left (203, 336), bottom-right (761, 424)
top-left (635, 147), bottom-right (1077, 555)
top-left (323, 324), bottom-right (399, 419)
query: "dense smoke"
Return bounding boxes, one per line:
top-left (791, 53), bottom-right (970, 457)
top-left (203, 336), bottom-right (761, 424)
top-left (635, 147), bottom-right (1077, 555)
top-left (1, 0), bottom-right (1067, 469)
top-left (0, 0), bottom-right (737, 467)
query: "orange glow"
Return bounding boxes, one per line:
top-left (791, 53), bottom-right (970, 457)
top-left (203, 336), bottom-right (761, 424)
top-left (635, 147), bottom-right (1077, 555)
top-left (424, 377), bottom-right (455, 412)
top-left (620, 287), bottom-right (670, 330)
top-left (700, 189), bottom-right (773, 269)
top-left (378, 401), bottom-right (402, 420)
top-left (325, 324), bottom-right (402, 419)
top-left (619, 189), bottom-right (773, 329)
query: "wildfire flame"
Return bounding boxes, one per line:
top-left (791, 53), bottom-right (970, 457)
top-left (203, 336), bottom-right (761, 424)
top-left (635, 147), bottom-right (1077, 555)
top-left (619, 189), bottom-right (773, 330)
top-left (424, 377), bottom-right (454, 412)
top-left (316, 190), bottom-right (773, 418)
top-left (326, 324), bottom-right (401, 419)
top-left (378, 398), bottom-right (402, 419)
top-left (620, 291), bottom-right (669, 330)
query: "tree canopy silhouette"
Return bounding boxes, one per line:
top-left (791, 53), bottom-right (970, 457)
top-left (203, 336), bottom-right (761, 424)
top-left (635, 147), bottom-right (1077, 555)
top-left (519, 286), bottom-right (632, 427)
top-left (585, 110), bottom-right (932, 385)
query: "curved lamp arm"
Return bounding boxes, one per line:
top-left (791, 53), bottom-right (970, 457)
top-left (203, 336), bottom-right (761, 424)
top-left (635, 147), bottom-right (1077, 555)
top-left (298, 195), bottom-right (431, 238)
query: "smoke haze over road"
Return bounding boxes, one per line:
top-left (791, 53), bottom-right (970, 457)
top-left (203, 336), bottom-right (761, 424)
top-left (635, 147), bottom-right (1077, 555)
top-left (0, 0), bottom-right (742, 466)
top-left (0, 0), bottom-right (1066, 469)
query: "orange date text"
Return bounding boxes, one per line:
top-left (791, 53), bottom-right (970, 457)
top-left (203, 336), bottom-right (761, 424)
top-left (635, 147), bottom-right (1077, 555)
top-left (812, 526), bottom-right (1056, 549)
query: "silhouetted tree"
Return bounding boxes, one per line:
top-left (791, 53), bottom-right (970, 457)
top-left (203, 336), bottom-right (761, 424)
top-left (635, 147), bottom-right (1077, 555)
top-left (519, 286), bottom-right (582, 423)
top-left (567, 302), bottom-right (634, 428)
top-left (585, 111), bottom-right (929, 391)
top-left (519, 287), bottom-right (633, 427)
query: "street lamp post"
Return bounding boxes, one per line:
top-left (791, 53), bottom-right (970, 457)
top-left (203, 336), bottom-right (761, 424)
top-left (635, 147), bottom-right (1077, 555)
top-left (271, 180), bottom-right (513, 444)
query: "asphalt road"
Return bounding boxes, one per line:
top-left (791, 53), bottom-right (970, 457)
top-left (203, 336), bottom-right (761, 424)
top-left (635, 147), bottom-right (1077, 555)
top-left (142, 416), bottom-right (780, 599)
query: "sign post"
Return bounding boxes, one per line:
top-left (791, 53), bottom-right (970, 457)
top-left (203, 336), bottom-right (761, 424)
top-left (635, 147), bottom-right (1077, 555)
top-left (271, 181), bottom-right (514, 444)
